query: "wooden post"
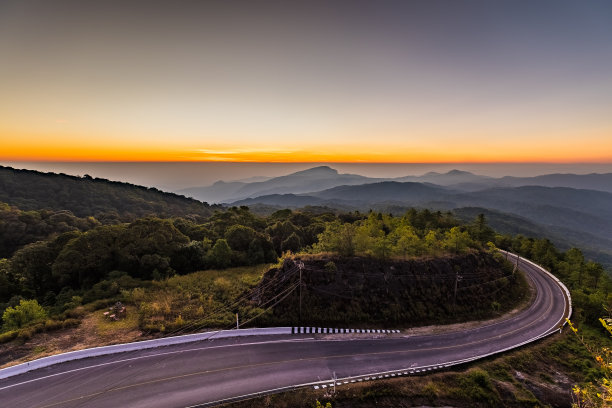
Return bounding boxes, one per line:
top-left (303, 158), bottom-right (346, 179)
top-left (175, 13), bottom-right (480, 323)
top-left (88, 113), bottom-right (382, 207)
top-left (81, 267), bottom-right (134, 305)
top-left (236, 313), bottom-right (239, 329)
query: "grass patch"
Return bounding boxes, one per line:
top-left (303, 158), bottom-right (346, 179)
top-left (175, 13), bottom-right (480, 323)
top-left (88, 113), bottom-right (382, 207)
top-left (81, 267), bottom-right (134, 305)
top-left (94, 308), bottom-right (140, 336)
top-left (129, 264), bottom-right (273, 332)
top-left (32, 345), bottom-right (46, 354)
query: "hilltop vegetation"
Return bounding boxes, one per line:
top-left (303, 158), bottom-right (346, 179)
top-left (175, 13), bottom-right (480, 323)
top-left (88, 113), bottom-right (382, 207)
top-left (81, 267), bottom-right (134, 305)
top-left (0, 165), bottom-right (219, 221)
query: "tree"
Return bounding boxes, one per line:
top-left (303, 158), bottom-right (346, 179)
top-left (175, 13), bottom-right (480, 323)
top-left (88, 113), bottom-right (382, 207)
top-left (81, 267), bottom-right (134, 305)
top-left (11, 241), bottom-right (58, 298)
top-left (424, 230), bottom-right (440, 254)
top-left (0, 258), bottom-right (16, 303)
top-left (443, 227), bottom-right (473, 254)
top-left (52, 225), bottom-right (123, 288)
top-left (336, 223), bottom-right (356, 256)
top-left (566, 248), bottom-right (585, 288)
top-left (281, 232), bottom-right (302, 253)
top-left (314, 221), bottom-right (356, 256)
top-left (225, 225), bottom-right (257, 252)
top-left (471, 214), bottom-right (495, 243)
top-left (210, 239), bottom-right (232, 268)
top-left (585, 261), bottom-right (604, 290)
top-left (372, 236), bottom-right (393, 259)
top-left (2, 299), bottom-right (47, 330)
top-left (393, 225), bottom-right (422, 259)
top-left (266, 221), bottom-right (301, 254)
top-left (566, 319), bottom-right (612, 408)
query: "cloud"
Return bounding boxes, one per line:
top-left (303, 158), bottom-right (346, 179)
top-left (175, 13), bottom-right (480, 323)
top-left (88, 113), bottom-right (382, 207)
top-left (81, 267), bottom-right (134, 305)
top-left (196, 148), bottom-right (297, 155)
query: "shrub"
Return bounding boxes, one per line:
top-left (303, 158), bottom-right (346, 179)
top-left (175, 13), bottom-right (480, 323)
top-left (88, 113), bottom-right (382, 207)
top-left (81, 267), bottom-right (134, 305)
top-left (0, 330), bottom-right (18, 344)
top-left (2, 299), bottom-right (47, 331)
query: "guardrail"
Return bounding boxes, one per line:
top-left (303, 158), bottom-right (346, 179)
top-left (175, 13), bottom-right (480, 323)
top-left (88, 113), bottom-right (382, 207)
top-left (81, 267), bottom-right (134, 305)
top-left (0, 327), bottom-right (291, 380)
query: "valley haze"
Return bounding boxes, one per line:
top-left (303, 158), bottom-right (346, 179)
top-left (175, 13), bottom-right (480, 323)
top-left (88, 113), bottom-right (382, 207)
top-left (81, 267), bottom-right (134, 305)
top-left (2, 161), bottom-right (611, 193)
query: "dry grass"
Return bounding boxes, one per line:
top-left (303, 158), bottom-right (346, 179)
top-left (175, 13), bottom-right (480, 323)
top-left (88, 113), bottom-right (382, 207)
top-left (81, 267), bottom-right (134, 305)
top-left (0, 309), bottom-right (149, 369)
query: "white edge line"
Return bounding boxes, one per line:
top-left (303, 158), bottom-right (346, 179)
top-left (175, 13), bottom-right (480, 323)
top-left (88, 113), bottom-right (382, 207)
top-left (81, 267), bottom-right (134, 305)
top-left (0, 338), bottom-right (316, 392)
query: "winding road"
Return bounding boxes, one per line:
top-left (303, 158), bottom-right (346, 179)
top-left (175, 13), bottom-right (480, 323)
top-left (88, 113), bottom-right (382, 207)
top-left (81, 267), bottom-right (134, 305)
top-left (0, 252), bottom-right (570, 408)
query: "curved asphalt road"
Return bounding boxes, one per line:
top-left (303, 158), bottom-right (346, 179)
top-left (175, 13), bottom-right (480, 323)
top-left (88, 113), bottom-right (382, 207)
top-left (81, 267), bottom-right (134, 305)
top-left (0, 253), bottom-right (570, 408)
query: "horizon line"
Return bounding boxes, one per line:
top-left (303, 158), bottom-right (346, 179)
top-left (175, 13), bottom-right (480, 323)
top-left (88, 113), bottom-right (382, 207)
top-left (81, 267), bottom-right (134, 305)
top-left (3, 160), bottom-right (612, 165)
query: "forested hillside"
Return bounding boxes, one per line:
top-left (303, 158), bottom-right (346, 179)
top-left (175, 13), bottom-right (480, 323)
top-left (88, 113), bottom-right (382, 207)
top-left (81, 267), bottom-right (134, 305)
top-left (0, 166), bottom-right (219, 221)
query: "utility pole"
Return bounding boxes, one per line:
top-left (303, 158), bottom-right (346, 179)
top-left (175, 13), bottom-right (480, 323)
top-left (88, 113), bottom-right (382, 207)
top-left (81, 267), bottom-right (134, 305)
top-left (453, 270), bottom-right (462, 311)
top-left (298, 261), bottom-right (304, 324)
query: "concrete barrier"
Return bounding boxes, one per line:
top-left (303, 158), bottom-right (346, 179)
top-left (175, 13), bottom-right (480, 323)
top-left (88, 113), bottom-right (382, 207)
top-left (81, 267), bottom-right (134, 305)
top-left (0, 327), bottom-right (292, 380)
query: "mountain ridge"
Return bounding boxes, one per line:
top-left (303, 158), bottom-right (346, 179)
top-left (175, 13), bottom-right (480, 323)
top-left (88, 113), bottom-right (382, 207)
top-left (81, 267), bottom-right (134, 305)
top-left (179, 165), bottom-right (612, 203)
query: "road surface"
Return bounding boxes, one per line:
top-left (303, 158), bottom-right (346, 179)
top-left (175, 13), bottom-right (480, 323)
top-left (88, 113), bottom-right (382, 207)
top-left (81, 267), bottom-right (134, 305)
top-left (0, 253), bottom-right (570, 408)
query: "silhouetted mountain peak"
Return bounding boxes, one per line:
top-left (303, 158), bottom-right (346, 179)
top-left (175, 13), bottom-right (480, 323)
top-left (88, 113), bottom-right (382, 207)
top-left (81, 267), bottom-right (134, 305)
top-left (423, 170), bottom-right (474, 177)
top-left (446, 169), bottom-right (474, 176)
top-left (290, 166), bottom-right (339, 177)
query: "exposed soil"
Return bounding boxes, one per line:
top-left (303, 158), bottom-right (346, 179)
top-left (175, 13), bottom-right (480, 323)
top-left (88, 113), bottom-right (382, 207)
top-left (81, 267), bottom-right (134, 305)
top-left (0, 309), bottom-right (151, 369)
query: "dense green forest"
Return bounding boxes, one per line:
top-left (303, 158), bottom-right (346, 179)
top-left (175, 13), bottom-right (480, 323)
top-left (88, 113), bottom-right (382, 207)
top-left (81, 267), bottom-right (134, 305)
top-left (0, 202), bottom-right (99, 258)
top-left (0, 165), bottom-right (219, 221)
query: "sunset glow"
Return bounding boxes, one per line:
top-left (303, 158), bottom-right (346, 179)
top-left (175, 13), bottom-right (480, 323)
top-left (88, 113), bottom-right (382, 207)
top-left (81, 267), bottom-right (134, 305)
top-left (2, 134), bottom-right (611, 163)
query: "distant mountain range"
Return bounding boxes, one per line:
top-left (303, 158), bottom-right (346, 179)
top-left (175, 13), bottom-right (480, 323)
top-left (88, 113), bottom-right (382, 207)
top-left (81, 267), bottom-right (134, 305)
top-left (233, 182), bottom-right (612, 242)
top-left (178, 166), bottom-right (381, 203)
top-left (179, 166), bottom-right (612, 203)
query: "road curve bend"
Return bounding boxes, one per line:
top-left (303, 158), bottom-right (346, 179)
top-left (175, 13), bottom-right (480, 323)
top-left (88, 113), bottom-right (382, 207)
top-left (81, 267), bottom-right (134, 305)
top-left (0, 252), bottom-right (571, 408)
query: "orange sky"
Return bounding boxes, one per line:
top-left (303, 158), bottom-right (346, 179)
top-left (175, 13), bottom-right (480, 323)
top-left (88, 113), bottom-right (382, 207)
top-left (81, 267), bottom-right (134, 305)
top-left (2, 127), bottom-right (611, 163)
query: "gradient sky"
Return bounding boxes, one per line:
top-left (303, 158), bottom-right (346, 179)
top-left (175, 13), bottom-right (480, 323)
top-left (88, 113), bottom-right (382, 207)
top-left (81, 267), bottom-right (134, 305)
top-left (1, 0), bottom-right (611, 163)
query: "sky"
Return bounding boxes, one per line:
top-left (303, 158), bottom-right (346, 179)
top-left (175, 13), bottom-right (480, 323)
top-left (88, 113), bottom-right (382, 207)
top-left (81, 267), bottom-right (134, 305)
top-left (1, 0), bottom-right (612, 163)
